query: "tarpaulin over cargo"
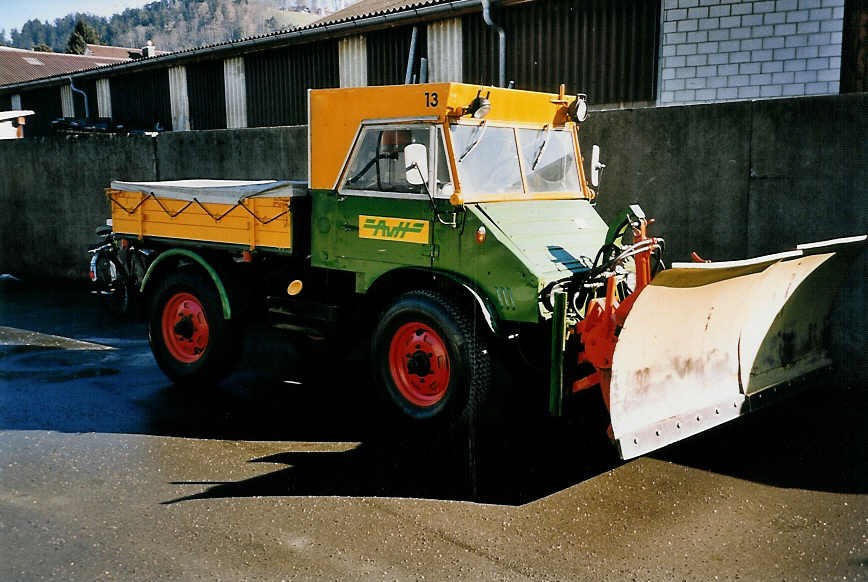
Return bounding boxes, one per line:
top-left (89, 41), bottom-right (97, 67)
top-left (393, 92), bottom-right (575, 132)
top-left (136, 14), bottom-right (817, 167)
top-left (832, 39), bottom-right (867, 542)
top-left (110, 179), bottom-right (306, 204)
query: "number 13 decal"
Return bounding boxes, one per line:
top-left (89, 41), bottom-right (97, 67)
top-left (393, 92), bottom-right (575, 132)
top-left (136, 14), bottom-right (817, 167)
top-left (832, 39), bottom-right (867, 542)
top-left (425, 92), bottom-right (439, 107)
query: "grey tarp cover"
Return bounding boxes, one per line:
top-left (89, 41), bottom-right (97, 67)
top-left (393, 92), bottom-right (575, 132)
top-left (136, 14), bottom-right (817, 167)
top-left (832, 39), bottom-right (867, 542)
top-left (110, 179), bottom-right (306, 204)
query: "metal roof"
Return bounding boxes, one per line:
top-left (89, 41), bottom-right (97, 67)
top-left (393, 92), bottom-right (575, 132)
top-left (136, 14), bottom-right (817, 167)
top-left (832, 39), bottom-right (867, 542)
top-left (0, 47), bottom-right (129, 86)
top-left (0, 0), bottom-right (482, 93)
top-left (309, 0), bottom-right (449, 27)
top-left (84, 43), bottom-right (168, 59)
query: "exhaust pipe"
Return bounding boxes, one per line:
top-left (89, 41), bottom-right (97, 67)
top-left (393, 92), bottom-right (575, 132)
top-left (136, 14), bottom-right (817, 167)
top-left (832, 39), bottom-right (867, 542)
top-left (481, 0), bottom-right (506, 88)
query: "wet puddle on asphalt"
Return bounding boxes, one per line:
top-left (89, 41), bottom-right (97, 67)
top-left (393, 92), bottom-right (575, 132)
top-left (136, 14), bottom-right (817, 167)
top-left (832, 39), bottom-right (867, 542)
top-left (0, 326), bottom-right (115, 351)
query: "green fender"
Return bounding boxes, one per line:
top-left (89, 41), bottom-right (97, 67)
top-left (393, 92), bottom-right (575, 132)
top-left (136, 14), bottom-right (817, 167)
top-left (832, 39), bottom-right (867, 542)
top-left (368, 268), bottom-right (500, 335)
top-left (431, 270), bottom-right (500, 335)
top-left (140, 248), bottom-right (232, 319)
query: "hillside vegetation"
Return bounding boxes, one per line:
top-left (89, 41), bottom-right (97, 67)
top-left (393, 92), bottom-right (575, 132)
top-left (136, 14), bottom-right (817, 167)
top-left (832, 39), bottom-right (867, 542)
top-left (3, 0), bottom-right (338, 53)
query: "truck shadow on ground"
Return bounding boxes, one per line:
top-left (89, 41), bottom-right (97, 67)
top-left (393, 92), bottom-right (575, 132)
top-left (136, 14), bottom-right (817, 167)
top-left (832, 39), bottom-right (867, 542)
top-left (652, 380), bottom-right (868, 493)
top-left (154, 355), bottom-right (621, 506)
top-left (155, 348), bottom-right (868, 506)
top-left (161, 420), bottom-right (618, 507)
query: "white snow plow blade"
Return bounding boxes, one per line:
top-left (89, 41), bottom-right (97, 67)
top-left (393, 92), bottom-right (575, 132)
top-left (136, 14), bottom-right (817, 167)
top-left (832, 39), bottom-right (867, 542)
top-left (609, 235), bottom-right (866, 460)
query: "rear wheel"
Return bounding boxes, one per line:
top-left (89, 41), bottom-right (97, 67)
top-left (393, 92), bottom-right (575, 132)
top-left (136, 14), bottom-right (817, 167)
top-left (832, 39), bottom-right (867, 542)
top-left (373, 290), bottom-right (490, 424)
top-left (92, 253), bottom-right (137, 317)
top-left (102, 280), bottom-right (135, 317)
top-left (148, 270), bottom-right (239, 387)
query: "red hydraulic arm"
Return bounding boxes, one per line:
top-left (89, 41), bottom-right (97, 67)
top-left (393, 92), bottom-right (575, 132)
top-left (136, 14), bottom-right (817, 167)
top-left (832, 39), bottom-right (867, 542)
top-left (572, 217), bottom-right (661, 411)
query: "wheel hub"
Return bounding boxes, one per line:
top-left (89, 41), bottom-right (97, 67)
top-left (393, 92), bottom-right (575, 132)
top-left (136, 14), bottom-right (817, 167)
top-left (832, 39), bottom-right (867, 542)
top-left (173, 315), bottom-right (195, 339)
top-left (161, 292), bottom-right (209, 364)
top-left (388, 322), bottom-right (450, 408)
top-left (406, 349), bottom-right (433, 377)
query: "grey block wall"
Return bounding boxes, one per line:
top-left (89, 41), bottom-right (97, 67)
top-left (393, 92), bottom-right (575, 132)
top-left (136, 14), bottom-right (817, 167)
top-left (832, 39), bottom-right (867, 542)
top-left (581, 93), bottom-right (865, 260)
top-left (579, 100), bottom-right (754, 262)
top-left (0, 128), bottom-right (308, 280)
top-left (660, 0), bottom-right (845, 105)
top-left (156, 126), bottom-right (308, 180)
top-left (0, 134), bottom-right (156, 279)
top-left (580, 92), bottom-right (866, 383)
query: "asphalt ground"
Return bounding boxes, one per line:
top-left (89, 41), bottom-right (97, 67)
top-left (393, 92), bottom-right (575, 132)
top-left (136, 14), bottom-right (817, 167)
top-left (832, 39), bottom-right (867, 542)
top-left (0, 277), bottom-right (865, 581)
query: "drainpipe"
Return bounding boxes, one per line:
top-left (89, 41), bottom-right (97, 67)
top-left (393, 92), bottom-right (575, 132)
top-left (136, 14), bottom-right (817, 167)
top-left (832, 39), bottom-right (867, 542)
top-left (480, 0), bottom-right (506, 88)
top-left (67, 76), bottom-right (89, 120)
top-left (419, 57), bottom-right (428, 83)
top-left (404, 26), bottom-right (419, 84)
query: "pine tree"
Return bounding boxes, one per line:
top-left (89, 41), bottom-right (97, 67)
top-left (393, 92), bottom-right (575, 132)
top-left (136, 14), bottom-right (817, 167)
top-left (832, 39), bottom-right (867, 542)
top-left (66, 19), bottom-right (100, 54)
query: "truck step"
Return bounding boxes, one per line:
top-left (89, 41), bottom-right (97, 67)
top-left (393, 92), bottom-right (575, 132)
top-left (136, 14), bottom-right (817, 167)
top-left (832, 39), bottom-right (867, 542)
top-left (266, 296), bottom-right (342, 337)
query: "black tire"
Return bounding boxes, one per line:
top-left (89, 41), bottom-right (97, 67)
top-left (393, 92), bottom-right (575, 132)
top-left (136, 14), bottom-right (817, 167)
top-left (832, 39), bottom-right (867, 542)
top-left (148, 270), bottom-right (239, 387)
top-left (372, 289), bottom-right (491, 424)
top-left (92, 253), bottom-right (136, 317)
top-left (104, 281), bottom-right (137, 317)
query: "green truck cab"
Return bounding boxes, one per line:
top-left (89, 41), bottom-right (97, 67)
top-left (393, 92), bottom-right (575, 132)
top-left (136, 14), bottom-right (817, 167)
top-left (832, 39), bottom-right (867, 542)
top-left (304, 84), bottom-right (607, 421)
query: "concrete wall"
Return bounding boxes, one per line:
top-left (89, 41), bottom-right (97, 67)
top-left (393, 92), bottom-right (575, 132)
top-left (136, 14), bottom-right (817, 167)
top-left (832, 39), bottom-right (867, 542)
top-left (0, 127), bottom-right (308, 280)
top-left (580, 92), bottom-right (866, 383)
top-left (0, 134), bottom-right (156, 279)
top-left (155, 126), bottom-right (308, 180)
top-left (0, 94), bottom-right (863, 382)
top-left (660, 0), bottom-right (845, 105)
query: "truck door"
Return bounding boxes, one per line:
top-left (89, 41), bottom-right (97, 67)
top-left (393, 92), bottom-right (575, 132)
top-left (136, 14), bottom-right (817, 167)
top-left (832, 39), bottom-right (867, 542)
top-left (330, 123), bottom-right (451, 284)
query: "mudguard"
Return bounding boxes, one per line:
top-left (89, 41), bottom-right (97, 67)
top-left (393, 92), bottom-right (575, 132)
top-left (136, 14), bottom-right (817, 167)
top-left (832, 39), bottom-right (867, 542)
top-left (608, 235), bottom-right (866, 459)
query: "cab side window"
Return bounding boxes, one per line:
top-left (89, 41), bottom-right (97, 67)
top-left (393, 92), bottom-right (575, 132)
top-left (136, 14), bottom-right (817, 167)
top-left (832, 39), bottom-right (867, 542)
top-left (343, 126), bottom-right (431, 194)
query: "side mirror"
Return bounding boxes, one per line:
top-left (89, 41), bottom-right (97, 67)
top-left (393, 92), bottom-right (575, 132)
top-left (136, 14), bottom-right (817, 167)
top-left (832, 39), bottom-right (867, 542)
top-left (404, 143), bottom-right (428, 186)
top-left (591, 144), bottom-right (606, 188)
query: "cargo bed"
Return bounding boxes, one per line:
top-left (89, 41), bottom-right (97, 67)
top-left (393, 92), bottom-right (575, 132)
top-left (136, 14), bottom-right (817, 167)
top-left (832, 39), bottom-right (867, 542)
top-left (107, 179), bottom-right (308, 253)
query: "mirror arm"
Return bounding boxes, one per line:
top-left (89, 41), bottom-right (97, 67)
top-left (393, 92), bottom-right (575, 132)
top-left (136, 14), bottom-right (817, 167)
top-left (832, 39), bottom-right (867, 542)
top-left (410, 162), bottom-right (460, 228)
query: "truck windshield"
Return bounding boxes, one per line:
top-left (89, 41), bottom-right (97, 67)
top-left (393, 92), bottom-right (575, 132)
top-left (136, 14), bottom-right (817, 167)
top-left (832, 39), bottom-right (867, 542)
top-left (451, 124), bottom-right (580, 196)
top-left (518, 127), bottom-right (581, 193)
top-left (451, 125), bottom-right (522, 194)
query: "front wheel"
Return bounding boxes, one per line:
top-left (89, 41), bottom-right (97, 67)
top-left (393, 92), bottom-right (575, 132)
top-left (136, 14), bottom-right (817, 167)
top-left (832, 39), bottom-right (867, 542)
top-left (372, 290), bottom-right (491, 424)
top-left (148, 270), bottom-right (239, 387)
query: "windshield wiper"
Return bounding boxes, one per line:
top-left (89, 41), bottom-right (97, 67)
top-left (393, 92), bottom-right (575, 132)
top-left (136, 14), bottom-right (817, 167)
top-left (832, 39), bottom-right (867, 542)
top-left (458, 121), bottom-right (488, 163)
top-left (531, 125), bottom-right (552, 171)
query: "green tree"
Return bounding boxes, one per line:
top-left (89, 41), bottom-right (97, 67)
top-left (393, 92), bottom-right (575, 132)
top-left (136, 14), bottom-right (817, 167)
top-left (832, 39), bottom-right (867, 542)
top-left (66, 19), bottom-right (100, 54)
top-left (33, 42), bottom-right (53, 52)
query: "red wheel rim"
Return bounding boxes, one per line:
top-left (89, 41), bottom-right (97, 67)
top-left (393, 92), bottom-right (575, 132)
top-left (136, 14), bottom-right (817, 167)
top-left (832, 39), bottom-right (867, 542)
top-left (161, 292), bottom-right (209, 364)
top-left (388, 322), bottom-right (451, 407)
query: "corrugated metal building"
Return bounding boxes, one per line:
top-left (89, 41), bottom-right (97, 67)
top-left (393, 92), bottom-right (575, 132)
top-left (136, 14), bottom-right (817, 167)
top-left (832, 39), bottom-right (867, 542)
top-left (0, 0), bottom-right (863, 137)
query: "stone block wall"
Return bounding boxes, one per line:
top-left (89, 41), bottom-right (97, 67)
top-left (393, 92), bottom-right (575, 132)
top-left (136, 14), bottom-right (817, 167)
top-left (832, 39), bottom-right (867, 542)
top-left (660, 0), bottom-right (845, 104)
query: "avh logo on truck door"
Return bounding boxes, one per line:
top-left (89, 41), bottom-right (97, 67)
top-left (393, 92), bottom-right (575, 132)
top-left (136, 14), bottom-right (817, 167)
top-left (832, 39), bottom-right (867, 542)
top-left (359, 215), bottom-right (430, 244)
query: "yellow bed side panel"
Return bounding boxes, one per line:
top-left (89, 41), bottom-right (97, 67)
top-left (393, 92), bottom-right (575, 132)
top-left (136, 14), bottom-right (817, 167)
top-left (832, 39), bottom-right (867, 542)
top-left (107, 189), bottom-right (293, 251)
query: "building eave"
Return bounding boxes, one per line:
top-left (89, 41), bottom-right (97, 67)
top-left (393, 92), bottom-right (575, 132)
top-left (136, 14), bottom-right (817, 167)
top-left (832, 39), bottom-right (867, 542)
top-left (0, 0), bottom-right (483, 94)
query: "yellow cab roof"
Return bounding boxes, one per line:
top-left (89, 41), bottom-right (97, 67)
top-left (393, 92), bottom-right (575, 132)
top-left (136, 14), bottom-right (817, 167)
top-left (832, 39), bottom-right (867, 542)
top-left (308, 82), bottom-right (576, 191)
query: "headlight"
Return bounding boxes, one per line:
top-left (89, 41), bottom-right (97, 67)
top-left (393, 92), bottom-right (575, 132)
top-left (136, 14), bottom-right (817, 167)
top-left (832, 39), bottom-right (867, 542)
top-left (568, 94), bottom-right (589, 123)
